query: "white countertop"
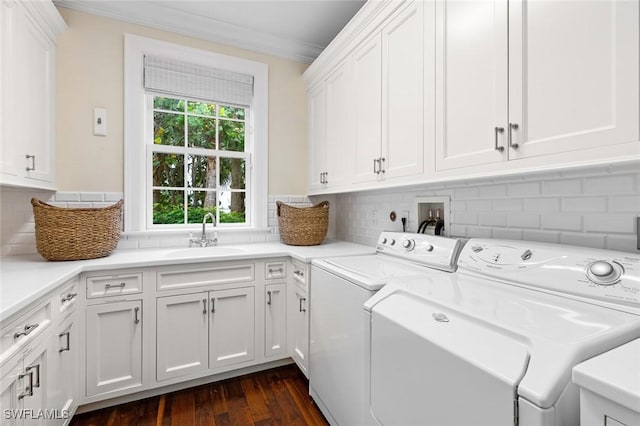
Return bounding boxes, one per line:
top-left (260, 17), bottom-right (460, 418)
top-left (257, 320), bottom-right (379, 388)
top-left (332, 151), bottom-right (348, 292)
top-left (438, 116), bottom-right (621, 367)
top-left (572, 339), bottom-right (640, 412)
top-left (0, 240), bottom-right (373, 322)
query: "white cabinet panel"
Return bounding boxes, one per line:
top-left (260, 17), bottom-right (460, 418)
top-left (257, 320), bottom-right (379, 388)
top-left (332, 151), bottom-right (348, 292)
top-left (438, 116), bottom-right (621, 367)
top-left (435, 0), bottom-right (509, 170)
top-left (86, 300), bottom-right (142, 397)
top-left (382, 1), bottom-right (425, 179)
top-left (209, 287), bottom-right (255, 369)
top-left (352, 34), bottom-right (383, 184)
top-left (156, 293), bottom-right (208, 381)
top-left (48, 316), bottom-right (77, 424)
top-left (21, 342), bottom-right (48, 426)
top-left (291, 286), bottom-right (309, 378)
top-left (308, 83), bottom-right (326, 191)
top-left (324, 62), bottom-right (351, 189)
top-left (508, 0), bottom-right (639, 159)
top-left (265, 283), bottom-right (286, 358)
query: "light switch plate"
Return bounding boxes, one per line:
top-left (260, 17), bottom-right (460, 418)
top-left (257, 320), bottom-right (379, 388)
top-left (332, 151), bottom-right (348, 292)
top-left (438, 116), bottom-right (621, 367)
top-left (94, 108), bottom-right (107, 136)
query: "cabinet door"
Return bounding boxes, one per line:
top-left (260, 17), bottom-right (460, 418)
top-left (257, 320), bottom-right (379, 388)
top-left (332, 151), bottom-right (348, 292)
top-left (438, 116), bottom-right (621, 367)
top-left (209, 287), bottom-right (255, 369)
top-left (156, 293), bottom-right (209, 381)
top-left (508, 0), bottom-right (639, 159)
top-left (21, 341), bottom-right (48, 426)
top-left (0, 355), bottom-right (22, 426)
top-left (351, 34), bottom-right (383, 184)
top-left (435, 0), bottom-right (509, 170)
top-left (13, 2), bottom-right (55, 184)
top-left (86, 301), bottom-right (142, 397)
top-left (308, 83), bottom-right (326, 191)
top-left (291, 287), bottom-right (309, 378)
top-left (48, 316), bottom-right (77, 424)
top-left (324, 62), bottom-right (351, 189)
top-left (265, 283), bottom-right (287, 358)
top-left (382, 1), bottom-right (425, 179)
top-left (0, 1), bottom-right (18, 178)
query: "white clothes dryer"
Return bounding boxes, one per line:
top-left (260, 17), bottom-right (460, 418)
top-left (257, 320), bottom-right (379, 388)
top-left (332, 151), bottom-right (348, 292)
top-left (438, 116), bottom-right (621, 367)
top-left (364, 239), bottom-right (640, 426)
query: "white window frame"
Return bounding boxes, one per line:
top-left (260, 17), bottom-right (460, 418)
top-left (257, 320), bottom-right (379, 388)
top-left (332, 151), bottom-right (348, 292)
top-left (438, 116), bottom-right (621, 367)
top-left (124, 34), bottom-right (268, 232)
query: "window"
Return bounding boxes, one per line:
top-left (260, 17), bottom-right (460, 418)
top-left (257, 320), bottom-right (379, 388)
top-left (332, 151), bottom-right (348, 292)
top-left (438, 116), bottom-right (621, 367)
top-left (124, 35), bottom-right (268, 232)
top-left (149, 95), bottom-right (249, 227)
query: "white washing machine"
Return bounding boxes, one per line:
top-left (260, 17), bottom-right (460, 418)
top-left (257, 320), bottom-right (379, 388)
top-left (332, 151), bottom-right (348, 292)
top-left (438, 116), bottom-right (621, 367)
top-left (310, 231), bottom-right (464, 426)
top-left (364, 239), bottom-right (640, 426)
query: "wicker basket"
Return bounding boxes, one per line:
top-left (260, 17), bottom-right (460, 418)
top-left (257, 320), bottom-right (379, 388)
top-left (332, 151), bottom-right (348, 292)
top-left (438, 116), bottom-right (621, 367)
top-left (276, 200), bottom-right (329, 246)
top-left (31, 198), bottom-right (123, 261)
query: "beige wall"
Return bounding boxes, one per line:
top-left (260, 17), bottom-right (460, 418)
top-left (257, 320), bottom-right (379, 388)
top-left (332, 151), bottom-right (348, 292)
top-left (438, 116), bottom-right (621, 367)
top-left (55, 7), bottom-right (308, 194)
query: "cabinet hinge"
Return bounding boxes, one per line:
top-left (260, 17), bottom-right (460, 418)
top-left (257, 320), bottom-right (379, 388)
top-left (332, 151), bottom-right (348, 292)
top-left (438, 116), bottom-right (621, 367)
top-left (513, 398), bottom-right (519, 426)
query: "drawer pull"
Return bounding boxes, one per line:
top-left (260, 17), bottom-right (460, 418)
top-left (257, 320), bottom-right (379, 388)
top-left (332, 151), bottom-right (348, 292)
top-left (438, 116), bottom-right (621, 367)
top-left (59, 331), bottom-right (71, 353)
top-left (494, 126), bottom-right (505, 152)
top-left (202, 299), bottom-right (207, 314)
top-left (267, 291), bottom-right (272, 305)
top-left (26, 364), bottom-right (40, 388)
top-left (211, 298), bottom-right (216, 313)
top-left (105, 282), bottom-right (126, 289)
top-left (299, 297), bottom-right (306, 313)
top-left (13, 323), bottom-right (39, 339)
top-left (25, 154), bottom-right (35, 172)
top-left (268, 267), bottom-right (284, 274)
top-left (134, 307), bottom-right (140, 324)
top-left (294, 270), bottom-right (304, 278)
top-left (61, 293), bottom-right (77, 303)
top-left (17, 370), bottom-right (33, 399)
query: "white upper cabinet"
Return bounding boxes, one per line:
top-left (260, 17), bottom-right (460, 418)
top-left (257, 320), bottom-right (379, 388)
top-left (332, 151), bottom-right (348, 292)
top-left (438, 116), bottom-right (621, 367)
top-left (436, 0), bottom-right (639, 171)
top-left (323, 62), bottom-right (351, 189)
top-left (308, 83), bottom-right (327, 191)
top-left (435, 0), bottom-right (509, 170)
top-left (381, 1), bottom-right (425, 180)
top-left (0, 0), bottom-right (65, 189)
top-left (508, 0), bottom-right (639, 159)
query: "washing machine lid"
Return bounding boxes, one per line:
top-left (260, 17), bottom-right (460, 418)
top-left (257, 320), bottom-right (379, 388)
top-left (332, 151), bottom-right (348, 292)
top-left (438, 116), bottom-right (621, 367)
top-left (365, 273), bottom-right (640, 408)
top-left (313, 255), bottom-right (430, 291)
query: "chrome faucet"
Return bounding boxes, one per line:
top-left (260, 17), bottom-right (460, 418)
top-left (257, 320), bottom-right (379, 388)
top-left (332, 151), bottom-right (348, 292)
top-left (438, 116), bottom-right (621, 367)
top-left (189, 212), bottom-right (218, 247)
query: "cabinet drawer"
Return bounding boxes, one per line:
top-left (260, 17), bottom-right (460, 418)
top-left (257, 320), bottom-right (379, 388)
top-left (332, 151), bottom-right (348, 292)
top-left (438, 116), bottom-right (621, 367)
top-left (266, 262), bottom-right (287, 280)
top-left (58, 277), bottom-right (79, 315)
top-left (86, 273), bottom-right (142, 299)
top-left (0, 301), bottom-right (51, 363)
top-left (157, 264), bottom-right (255, 291)
top-left (292, 260), bottom-right (308, 288)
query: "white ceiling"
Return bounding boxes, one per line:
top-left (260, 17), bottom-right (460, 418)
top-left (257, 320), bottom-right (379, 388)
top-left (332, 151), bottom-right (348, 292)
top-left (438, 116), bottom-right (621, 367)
top-left (53, 0), bottom-right (366, 63)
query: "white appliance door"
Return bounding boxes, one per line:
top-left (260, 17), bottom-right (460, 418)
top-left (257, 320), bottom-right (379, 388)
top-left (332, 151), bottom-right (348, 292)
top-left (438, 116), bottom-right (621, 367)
top-left (370, 292), bottom-right (530, 426)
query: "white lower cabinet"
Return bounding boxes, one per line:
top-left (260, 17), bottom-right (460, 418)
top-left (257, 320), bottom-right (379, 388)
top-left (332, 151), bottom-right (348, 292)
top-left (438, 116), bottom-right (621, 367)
top-left (156, 286), bottom-right (255, 381)
top-left (264, 283), bottom-right (287, 358)
top-left (0, 339), bottom-right (49, 426)
top-left (47, 314), bottom-right (77, 424)
top-left (290, 286), bottom-right (309, 378)
top-left (85, 300), bottom-right (143, 397)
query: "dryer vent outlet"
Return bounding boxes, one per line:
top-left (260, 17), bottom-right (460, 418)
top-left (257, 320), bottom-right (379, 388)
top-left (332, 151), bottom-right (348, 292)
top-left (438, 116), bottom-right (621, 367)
top-left (415, 196), bottom-right (450, 237)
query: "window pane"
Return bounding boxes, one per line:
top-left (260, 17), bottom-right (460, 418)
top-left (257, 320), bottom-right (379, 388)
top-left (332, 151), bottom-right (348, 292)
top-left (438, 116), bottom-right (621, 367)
top-left (154, 97), bottom-right (184, 112)
top-left (187, 101), bottom-right (216, 117)
top-left (153, 190), bottom-right (184, 224)
top-left (154, 112), bottom-right (185, 146)
top-left (219, 191), bottom-right (246, 224)
top-left (187, 155), bottom-right (217, 189)
top-left (187, 190), bottom-right (216, 224)
top-left (219, 120), bottom-right (245, 151)
top-left (220, 158), bottom-right (246, 190)
top-left (219, 105), bottom-right (245, 120)
top-left (187, 116), bottom-right (216, 149)
top-left (153, 153), bottom-right (184, 187)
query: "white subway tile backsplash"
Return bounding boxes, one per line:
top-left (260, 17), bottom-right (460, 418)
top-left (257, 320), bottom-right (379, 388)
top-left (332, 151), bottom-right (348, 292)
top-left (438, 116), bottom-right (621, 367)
top-left (522, 230), bottom-right (560, 244)
top-left (585, 175), bottom-right (635, 194)
top-left (479, 213), bottom-right (507, 227)
top-left (610, 195), bottom-right (640, 213)
top-left (466, 226), bottom-right (493, 238)
top-left (563, 197), bottom-right (607, 213)
top-left (509, 182), bottom-right (540, 197)
top-left (54, 192), bottom-right (80, 202)
top-left (455, 187), bottom-right (479, 199)
top-left (79, 193), bottom-right (105, 202)
top-left (542, 214), bottom-right (582, 231)
top-left (542, 179), bottom-right (582, 195)
top-left (560, 232), bottom-right (606, 249)
top-left (479, 184), bottom-right (507, 199)
top-left (507, 213), bottom-right (541, 229)
top-left (453, 212), bottom-right (478, 225)
top-left (606, 235), bottom-right (638, 253)
top-left (492, 228), bottom-right (523, 240)
top-left (584, 214), bottom-right (635, 233)
top-left (493, 199), bottom-right (523, 212)
top-left (466, 200), bottom-right (492, 212)
top-left (524, 198), bottom-right (560, 212)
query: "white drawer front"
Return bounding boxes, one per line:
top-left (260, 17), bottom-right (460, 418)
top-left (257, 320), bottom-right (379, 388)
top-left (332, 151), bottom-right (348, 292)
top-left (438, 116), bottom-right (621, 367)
top-left (58, 277), bottom-right (79, 315)
top-left (0, 301), bottom-right (51, 363)
top-left (157, 264), bottom-right (255, 291)
top-left (292, 260), bottom-right (308, 287)
top-left (86, 273), bottom-right (143, 299)
top-left (266, 262), bottom-right (287, 280)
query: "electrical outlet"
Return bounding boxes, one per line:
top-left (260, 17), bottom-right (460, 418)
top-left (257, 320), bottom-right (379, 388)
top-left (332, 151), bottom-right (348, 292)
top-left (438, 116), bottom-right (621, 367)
top-left (94, 108), bottom-right (107, 136)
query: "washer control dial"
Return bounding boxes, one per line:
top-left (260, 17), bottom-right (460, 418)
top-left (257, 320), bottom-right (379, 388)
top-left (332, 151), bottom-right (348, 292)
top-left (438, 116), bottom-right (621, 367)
top-left (424, 244), bottom-right (434, 252)
top-left (402, 239), bottom-right (415, 251)
top-left (586, 260), bottom-right (622, 285)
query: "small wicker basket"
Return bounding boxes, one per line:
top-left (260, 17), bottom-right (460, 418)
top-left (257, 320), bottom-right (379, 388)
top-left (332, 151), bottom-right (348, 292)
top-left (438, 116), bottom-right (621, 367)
top-left (31, 198), bottom-right (123, 261)
top-left (276, 200), bottom-right (329, 246)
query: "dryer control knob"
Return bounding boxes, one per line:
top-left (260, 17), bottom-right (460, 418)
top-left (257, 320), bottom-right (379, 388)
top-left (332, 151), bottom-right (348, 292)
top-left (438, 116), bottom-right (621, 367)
top-left (586, 261), bottom-right (621, 286)
top-left (402, 239), bottom-right (415, 251)
top-left (425, 244), bottom-right (434, 252)
top-left (382, 237), bottom-right (388, 244)
top-left (589, 261), bottom-right (614, 277)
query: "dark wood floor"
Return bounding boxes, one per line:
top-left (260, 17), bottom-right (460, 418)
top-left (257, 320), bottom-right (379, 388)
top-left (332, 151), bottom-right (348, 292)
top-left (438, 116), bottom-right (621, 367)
top-left (71, 365), bottom-right (328, 426)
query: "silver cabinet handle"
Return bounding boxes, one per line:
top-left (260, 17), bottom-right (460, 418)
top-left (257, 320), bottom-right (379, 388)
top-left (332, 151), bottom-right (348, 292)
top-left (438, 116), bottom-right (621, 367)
top-left (17, 370), bottom-right (33, 400)
top-left (267, 291), bottom-right (272, 305)
top-left (268, 267), bottom-right (283, 274)
top-left (202, 299), bottom-right (207, 314)
top-left (59, 331), bottom-right (70, 353)
top-left (61, 293), bottom-right (77, 303)
top-left (373, 158), bottom-right (379, 174)
top-left (211, 298), bottom-right (215, 313)
top-left (509, 123), bottom-right (519, 149)
top-left (319, 172), bottom-right (323, 184)
top-left (13, 323), bottom-right (38, 339)
top-left (299, 297), bottom-right (306, 313)
top-left (134, 307), bottom-right (140, 324)
top-left (105, 282), bottom-right (126, 289)
top-left (25, 154), bottom-right (35, 171)
top-left (26, 364), bottom-right (40, 388)
top-left (494, 126), bottom-right (505, 152)
top-left (379, 157), bottom-right (385, 174)
top-left (294, 270), bottom-right (305, 278)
